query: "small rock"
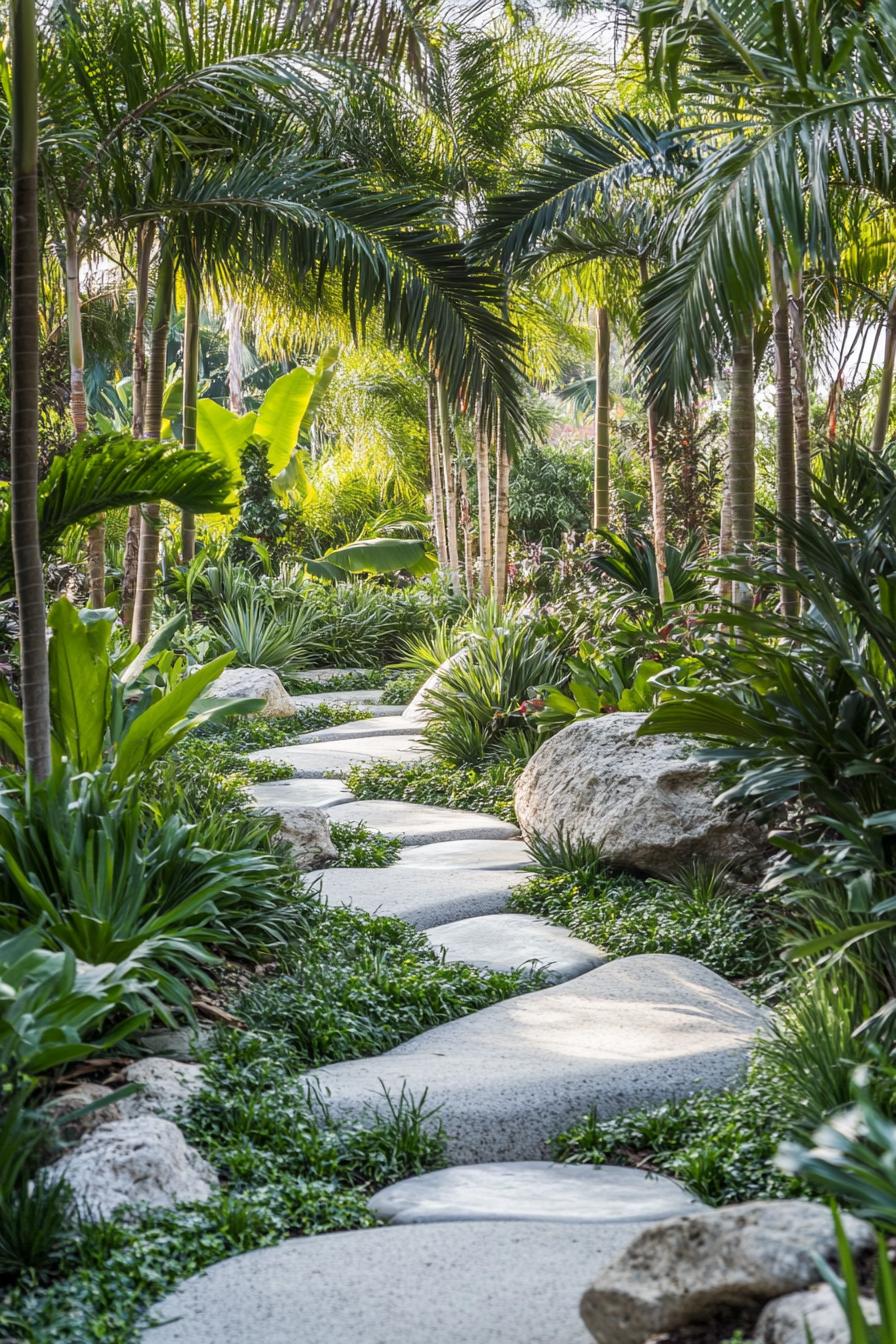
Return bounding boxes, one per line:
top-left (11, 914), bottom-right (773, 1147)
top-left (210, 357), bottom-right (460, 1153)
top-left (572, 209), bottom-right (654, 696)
top-left (757, 1283), bottom-right (878, 1344)
top-left (42, 1116), bottom-right (217, 1221)
top-left (206, 666), bottom-right (296, 717)
top-left (515, 713), bottom-right (766, 878)
top-left (43, 1082), bottom-right (121, 1140)
top-left (119, 1058), bottom-right (205, 1121)
top-left (136, 1027), bottom-right (213, 1061)
top-left (579, 1200), bottom-right (875, 1344)
top-left (253, 801), bottom-right (338, 870)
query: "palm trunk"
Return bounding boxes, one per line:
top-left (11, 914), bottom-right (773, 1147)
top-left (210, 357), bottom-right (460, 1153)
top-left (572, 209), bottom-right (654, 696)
top-left (63, 211), bottom-right (105, 607)
top-left (130, 247), bottom-right (174, 645)
top-left (180, 272), bottom-right (200, 563)
top-left (226, 299), bottom-right (245, 414)
top-left (727, 325), bottom-right (756, 608)
top-left (493, 409), bottom-right (510, 605)
top-left (872, 290), bottom-right (896, 453)
top-left (593, 306), bottom-right (610, 528)
top-left (788, 269), bottom-right (812, 546)
top-left (11, 0), bottom-right (51, 778)
top-left (475, 405), bottom-right (492, 597)
top-left (639, 257), bottom-right (666, 593)
top-left (435, 376), bottom-right (461, 596)
top-left (426, 381), bottom-right (449, 571)
top-left (460, 463), bottom-right (475, 596)
top-left (769, 246), bottom-right (798, 616)
top-left (121, 222), bottom-right (153, 630)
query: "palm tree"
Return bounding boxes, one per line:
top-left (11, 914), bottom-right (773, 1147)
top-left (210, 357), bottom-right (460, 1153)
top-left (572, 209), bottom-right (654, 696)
top-left (9, 0), bottom-right (51, 778)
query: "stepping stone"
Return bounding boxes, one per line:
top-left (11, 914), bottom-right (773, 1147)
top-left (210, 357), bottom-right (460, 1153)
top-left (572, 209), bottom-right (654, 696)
top-left (247, 735), bottom-right (432, 778)
top-left (297, 713), bottom-right (418, 741)
top-left (251, 778), bottom-right (355, 811)
top-left (369, 1161), bottom-right (704, 1226)
top-left (291, 690), bottom-right (396, 712)
top-left (396, 838), bottom-right (533, 870)
top-left (294, 667), bottom-right (376, 684)
top-left (425, 914), bottom-right (605, 982)
top-left (304, 954), bottom-right (764, 1163)
top-left (141, 1219), bottom-right (650, 1344)
top-left (323, 799), bottom-right (520, 846)
top-left (305, 867), bottom-right (531, 928)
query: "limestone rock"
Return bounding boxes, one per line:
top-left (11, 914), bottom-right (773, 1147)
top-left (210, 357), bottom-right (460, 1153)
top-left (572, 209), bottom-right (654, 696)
top-left (515, 713), bottom-right (765, 878)
top-left (43, 1116), bottom-right (217, 1221)
top-left (135, 1027), bottom-right (213, 1061)
top-left (251, 798), bottom-right (337, 870)
top-left (43, 1082), bottom-right (121, 1140)
top-left (579, 1200), bottom-right (875, 1344)
top-left (402, 650), bottom-right (468, 726)
top-left (756, 1284), bottom-right (878, 1344)
top-left (205, 666), bottom-right (295, 717)
top-left (119, 1058), bottom-right (205, 1121)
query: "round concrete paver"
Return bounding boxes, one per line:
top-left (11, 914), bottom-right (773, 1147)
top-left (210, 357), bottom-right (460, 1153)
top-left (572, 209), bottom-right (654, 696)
top-left (142, 1220), bottom-right (648, 1344)
top-left (304, 954), bottom-right (764, 1163)
top-left (323, 799), bottom-right (519, 846)
top-left (396, 838), bottom-right (533, 870)
top-left (247, 734), bottom-right (432, 777)
top-left (306, 867), bottom-right (532, 928)
top-left (425, 913), bottom-right (604, 982)
top-left (369, 1161), bottom-right (703, 1226)
top-left (251, 778), bottom-right (355, 811)
top-left (297, 714), bottom-right (419, 741)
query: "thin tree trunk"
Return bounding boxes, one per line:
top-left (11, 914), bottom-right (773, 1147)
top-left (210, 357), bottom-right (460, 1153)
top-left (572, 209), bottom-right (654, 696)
top-left (493, 409), bottom-right (510, 605)
top-left (460, 463), bottom-right (475, 596)
top-left (11, 0), bottom-right (51, 778)
top-left (226, 298), bottom-right (245, 414)
top-left (426, 381), bottom-right (449, 571)
top-left (121, 222), bottom-right (153, 630)
top-left (180, 272), bottom-right (200, 563)
top-left (826, 375), bottom-right (841, 443)
top-left (475, 405), bottom-right (492, 597)
top-left (593, 306), bottom-right (611, 529)
top-left (728, 325), bottom-right (757, 608)
top-left (130, 248), bottom-right (174, 645)
top-left (769, 246), bottom-right (798, 616)
top-left (788, 269), bottom-right (812, 546)
top-left (639, 257), bottom-right (666, 594)
top-left (64, 212), bottom-right (105, 607)
top-left (872, 290), bottom-right (896, 453)
top-left (718, 467), bottom-right (733, 602)
top-left (435, 376), bottom-right (461, 596)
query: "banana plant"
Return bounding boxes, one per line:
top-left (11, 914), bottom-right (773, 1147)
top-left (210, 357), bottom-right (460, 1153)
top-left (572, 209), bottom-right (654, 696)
top-left (0, 599), bottom-right (262, 779)
top-left (196, 347), bottom-right (339, 502)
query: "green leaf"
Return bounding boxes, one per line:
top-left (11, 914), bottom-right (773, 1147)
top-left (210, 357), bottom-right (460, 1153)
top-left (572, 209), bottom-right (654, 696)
top-left (195, 400), bottom-right (257, 487)
top-left (111, 653), bottom-right (237, 785)
top-left (47, 598), bottom-right (112, 770)
top-left (322, 537), bottom-right (438, 577)
top-left (253, 367), bottom-right (317, 474)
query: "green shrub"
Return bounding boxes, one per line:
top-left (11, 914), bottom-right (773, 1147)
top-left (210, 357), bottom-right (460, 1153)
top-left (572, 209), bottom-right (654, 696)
top-left (554, 1061), bottom-right (802, 1206)
top-left (328, 821), bottom-right (402, 867)
top-left (509, 863), bottom-right (775, 981)
top-left (345, 759), bottom-right (520, 823)
top-left (209, 599), bottom-right (319, 685)
top-left (380, 671), bottom-right (424, 705)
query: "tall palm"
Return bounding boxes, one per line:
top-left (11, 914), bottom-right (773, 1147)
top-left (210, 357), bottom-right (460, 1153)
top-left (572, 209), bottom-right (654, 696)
top-left (9, 0), bottom-right (51, 778)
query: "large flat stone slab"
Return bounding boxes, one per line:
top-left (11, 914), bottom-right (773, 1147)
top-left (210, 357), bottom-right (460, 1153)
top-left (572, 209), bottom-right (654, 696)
top-left (305, 955), bottom-right (764, 1162)
top-left (306, 867), bottom-right (531, 927)
top-left (142, 1220), bottom-right (648, 1344)
top-left (297, 714), bottom-right (419, 741)
top-left (369, 1162), bottom-right (704, 1226)
top-left (247, 735), bottom-right (432, 778)
top-left (292, 687), bottom-right (386, 707)
top-left (396, 838), bottom-right (532, 870)
top-left (250, 778), bottom-right (355, 811)
top-left (425, 913), bottom-right (605, 982)
top-left (322, 799), bottom-right (520, 846)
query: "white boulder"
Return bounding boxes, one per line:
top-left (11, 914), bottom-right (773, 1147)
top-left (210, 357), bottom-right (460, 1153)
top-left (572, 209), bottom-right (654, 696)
top-left (515, 713), bottom-right (765, 878)
top-left (253, 799), bottom-right (338, 870)
top-left (579, 1199), bottom-right (874, 1344)
top-left (43, 1116), bottom-right (217, 1221)
top-left (119, 1057), bottom-right (205, 1121)
top-left (205, 666), bottom-right (296, 717)
top-left (756, 1284), bottom-right (877, 1344)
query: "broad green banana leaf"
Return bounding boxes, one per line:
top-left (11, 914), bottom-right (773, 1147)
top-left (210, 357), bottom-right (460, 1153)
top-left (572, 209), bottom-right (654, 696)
top-left (320, 537), bottom-right (438, 577)
top-left (47, 598), bottom-right (113, 770)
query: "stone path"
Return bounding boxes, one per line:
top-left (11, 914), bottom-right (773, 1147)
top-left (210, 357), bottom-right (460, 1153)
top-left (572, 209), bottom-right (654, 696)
top-left (141, 713), bottom-right (766, 1344)
top-left (305, 954), bottom-right (762, 1163)
top-left (143, 1220), bottom-right (649, 1344)
top-left (424, 912), bottom-right (605, 981)
top-left (307, 866), bottom-right (531, 926)
top-left (368, 1161), bottom-right (704, 1225)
